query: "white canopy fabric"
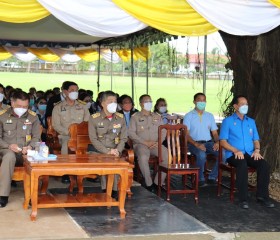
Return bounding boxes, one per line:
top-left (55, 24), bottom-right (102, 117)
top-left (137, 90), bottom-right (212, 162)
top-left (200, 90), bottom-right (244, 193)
top-left (187, 0), bottom-right (280, 36)
top-left (4, 46), bottom-right (37, 62)
top-left (37, 0), bottom-right (147, 38)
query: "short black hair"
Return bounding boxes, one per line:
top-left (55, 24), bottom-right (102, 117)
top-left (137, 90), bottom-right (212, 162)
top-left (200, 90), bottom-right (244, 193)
top-left (100, 91), bottom-right (116, 103)
top-left (62, 81), bottom-right (78, 90)
top-left (86, 90), bottom-right (93, 97)
top-left (231, 95), bottom-right (247, 106)
top-left (139, 94), bottom-right (150, 103)
top-left (119, 94), bottom-right (134, 105)
top-left (193, 92), bottom-right (206, 101)
top-left (11, 90), bottom-right (30, 102)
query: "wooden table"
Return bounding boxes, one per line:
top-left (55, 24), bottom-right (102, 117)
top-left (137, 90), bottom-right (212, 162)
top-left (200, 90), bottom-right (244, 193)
top-left (23, 154), bottom-right (129, 221)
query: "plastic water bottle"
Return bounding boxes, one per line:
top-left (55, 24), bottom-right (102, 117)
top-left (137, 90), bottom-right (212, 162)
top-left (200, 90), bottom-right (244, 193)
top-left (39, 142), bottom-right (49, 158)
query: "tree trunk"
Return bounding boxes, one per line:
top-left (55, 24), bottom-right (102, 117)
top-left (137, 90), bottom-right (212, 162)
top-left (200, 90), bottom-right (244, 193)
top-left (219, 28), bottom-right (280, 171)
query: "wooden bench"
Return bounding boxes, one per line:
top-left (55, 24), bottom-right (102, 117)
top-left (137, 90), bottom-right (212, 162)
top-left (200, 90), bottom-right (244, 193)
top-left (68, 121), bottom-right (134, 198)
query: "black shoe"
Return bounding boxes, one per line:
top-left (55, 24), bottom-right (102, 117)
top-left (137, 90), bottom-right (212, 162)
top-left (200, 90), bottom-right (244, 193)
top-left (257, 197), bottom-right (275, 208)
top-left (111, 190), bottom-right (118, 200)
top-left (240, 201), bottom-right (249, 209)
top-left (11, 180), bottom-right (17, 188)
top-left (61, 175), bottom-right (70, 184)
top-left (0, 196), bottom-right (8, 208)
top-left (207, 179), bottom-right (217, 185)
top-left (146, 183), bottom-right (157, 193)
top-left (199, 181), bottom-right (207, 187)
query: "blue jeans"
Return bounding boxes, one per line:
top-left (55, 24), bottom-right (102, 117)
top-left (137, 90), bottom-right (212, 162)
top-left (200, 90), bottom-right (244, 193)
top-left (188, 142), bottom-right (219, 181)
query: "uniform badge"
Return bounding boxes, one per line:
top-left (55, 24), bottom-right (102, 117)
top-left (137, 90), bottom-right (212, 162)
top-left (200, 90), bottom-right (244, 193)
top-left (26, 134), bottom-right (32, 143)
top-left (22, 125), bottom-right (27, 130)
top-left (115, 137), bottom-right (120, 144)
top-left (24, 119), bottom-right (32, 125)
top-left (6, 119), bottom-right (12, 124)
top-left (139, 118), bottom-right (144, 122)
top-left (113, 129), bottom-right (117, 133)
top-left (61, 107), bottom-right (66, 112)
top-left (141, 126), bottom-right (144, 130)
top-left (113, 124), bottom-right (121, 128)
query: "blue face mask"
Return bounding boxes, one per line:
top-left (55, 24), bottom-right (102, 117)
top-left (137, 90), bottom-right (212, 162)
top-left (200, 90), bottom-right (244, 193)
top-left (38, 104), bottom-right (47, 111)
top-left (239, 105), bottom-right (248, 115)
top-left (196, 101), bottom-right (206, 111)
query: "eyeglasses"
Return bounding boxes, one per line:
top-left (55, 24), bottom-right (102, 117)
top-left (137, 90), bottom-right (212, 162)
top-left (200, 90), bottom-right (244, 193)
top-left (39, 102), bottom-right (47, 105)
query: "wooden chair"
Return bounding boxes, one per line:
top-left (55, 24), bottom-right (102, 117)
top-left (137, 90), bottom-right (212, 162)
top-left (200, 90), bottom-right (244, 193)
top-left (46, 116), bottom-right (61, 154)
top-left (217, 143), bottom-right (256, 202)
top-left (68, 121), bottom-right (135, 198)
top-left (157, 124), bottom-right (199, 202)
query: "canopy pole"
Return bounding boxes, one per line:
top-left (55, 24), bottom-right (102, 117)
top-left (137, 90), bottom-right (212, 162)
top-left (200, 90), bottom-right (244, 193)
top-left (131, 40), bottom-right (134, 101)
top-left (203, 35), bottom-right (207, 94)
top-left (110, 49), bottom-right (113, 91)
top-left (146, 56), bottom-right (149, 94)
top-left (97, 44), bottom-right (101, 93)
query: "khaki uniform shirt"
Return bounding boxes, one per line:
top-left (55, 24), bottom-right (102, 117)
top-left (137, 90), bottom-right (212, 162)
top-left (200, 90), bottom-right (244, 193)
top-left (52, 100), bottom-right (90, 136)
top-left (89, 111), bottom-right (127, 154)
top-left (0, 107), bottom-right (41, 149)
top-left (128, 111), bottom-right (164, 144)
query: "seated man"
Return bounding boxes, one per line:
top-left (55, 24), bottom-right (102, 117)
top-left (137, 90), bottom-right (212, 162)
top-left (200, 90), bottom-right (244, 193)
top-left (128, 94), bottom-right (168, 192)
top-left (220, 95), bottom-right (274, 209)
top-left (0, 90), bottom-right (41, 208)
top-left (183, 92), bottom-right (219, 186)
top-left (52, 81), bottom-right (90, 183)
top-left (88, 91), bottom-right (127, 198)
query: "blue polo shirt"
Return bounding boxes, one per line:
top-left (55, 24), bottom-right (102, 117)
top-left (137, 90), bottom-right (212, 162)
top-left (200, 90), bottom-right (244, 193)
top-left (219, 113), bottom-right (259, 159)
top-left (183, 109), bottom-right (218, 141)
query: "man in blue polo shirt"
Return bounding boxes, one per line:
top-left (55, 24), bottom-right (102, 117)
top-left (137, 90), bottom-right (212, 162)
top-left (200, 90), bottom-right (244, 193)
top-left (183, 92), bottom-right (220, 187)
top-left (220, 95), bottom-right (274, 209)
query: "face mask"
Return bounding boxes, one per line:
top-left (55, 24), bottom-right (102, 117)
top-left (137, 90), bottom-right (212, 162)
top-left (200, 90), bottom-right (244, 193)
top-left (107, 102), bottom-right (117, 114)
top-left (144, 102), bottom-right (153, 111)
top-left (68, 91), bottom-right (78, 100)
top-left (14, 108), bottom-right (27, 117)
top-left (239, 105), bottom-right (248, 115)
top-left (86, 102), bottom-right (91, 109)
top-left (0, 93), bottom-right (4, 102)
top-left (196, 101), bottom-right (206, 111)
top-left (38, 104), bottom-right (47, 111)
top-left (159, 106), bottom-right (167, 114)
top-left (29, 99), bottom-right (35, 107)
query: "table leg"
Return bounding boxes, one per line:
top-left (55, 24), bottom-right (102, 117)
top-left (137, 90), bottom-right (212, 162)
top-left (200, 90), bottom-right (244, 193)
top-left (106, 174), bottom-right (114, 196)
top-left (119, 169), bottom-right (128, 219)
top-left (30, 173), bottom-right (39, 221)
top-left (23, 170), bottom-right (30, 210)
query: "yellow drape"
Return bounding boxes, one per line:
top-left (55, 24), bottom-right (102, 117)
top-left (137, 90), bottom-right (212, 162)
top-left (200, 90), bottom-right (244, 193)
top-left (116, 47), bottom-right (150, 62)
top-left (0, 47), bottom-right (12, 60)
top-left (27, 48), bottom-right (60, 62)
top-left (113, 0), bottom-right (217, 36)
top-left (268, 0), bottom-right (280, 8)
top-left (75, 49), bottom-right (99, 62)
top-left (0, 0), bottom-right (49, 23)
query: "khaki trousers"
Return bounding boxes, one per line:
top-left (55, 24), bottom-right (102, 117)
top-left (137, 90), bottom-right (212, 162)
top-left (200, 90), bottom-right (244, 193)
top-left (134, 144), bottom-right (168, 187)
top-left (0, 149), bottom-right (23, 196)
top-left (58, 135), bottom-right (70, 154)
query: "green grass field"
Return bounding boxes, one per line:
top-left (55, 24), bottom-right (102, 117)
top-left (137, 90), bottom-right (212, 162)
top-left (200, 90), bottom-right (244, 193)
top-left (0, 72), bottom-right (232, 116)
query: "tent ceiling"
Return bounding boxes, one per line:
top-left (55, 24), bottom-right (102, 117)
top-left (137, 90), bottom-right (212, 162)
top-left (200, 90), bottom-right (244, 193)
top-left (0, 15), bottom-right (105, 48)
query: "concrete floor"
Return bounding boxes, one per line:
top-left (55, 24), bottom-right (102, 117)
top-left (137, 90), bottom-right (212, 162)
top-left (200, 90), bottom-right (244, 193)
top-left (0, 178), bottom-right (279, 240)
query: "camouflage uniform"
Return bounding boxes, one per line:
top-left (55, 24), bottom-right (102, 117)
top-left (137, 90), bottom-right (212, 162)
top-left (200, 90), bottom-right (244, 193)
top-left (0, 107), bottom-right (41, 196)
top-left (89, 111), bottom-right (127, 190)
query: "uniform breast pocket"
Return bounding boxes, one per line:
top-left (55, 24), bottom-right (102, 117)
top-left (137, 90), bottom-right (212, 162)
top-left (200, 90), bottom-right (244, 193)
top-left (3, 123), bottom-right (16, 132)
top-left (97, 127), bottom-right (107, 137)
top-left (137, 123), bottom-right (145, 132)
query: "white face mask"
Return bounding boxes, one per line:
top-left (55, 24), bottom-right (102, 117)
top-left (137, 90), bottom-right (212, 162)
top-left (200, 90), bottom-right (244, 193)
top-left (144, 102), bottom-right (153, 112)
top-left (14, 108), bottom-right (27, 117)
top-left (68, 91), bottom-right (78, 100)
top-left (107, 102), bottom-right (117, 114)
top-left (0, 93), bottom-right (4, 102)
top-left (159, 106), bottom-right (167, 113)
top-left (86, 102), bottom-right (91, 109)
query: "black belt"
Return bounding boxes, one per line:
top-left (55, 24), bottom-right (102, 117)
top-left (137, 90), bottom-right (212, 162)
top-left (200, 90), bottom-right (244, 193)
top-left (196, 140), bottom-right (212, 143)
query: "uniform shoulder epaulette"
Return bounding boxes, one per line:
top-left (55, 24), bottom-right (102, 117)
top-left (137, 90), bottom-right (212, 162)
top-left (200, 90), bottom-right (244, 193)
top-left (92, 112), bottom-right (100, 118)
top-left (77, 99), bottom-right (86, 105)
top-left (115, 112), bottom-right (123, 118)
top-left (54, 101), bottom-right (62, 106)
top-left (0, 108), bottom-right (8, 116)
top-left (131, 112), bottom-right (138, 117)
top-left (28, 109), bottom-right (36, 116)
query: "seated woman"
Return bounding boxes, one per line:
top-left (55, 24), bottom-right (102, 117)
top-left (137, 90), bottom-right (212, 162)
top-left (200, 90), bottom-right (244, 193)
top-left (78, 92), bottom-right (95, 114)
top-left (154, 98), bottom-right (171, 124)
top-left (35, 97), bottom-right (47, 142)
top-left (118, 94), bottom-right (138, 128)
